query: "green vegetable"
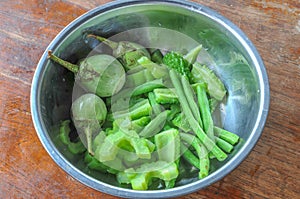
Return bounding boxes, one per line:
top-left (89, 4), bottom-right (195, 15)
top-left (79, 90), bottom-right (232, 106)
top-left (129, 116), bottom-right (151, 133)
top-left (110, 98), bottom-right (152, 121)
top-left (54, 36), bottom-right (244, 190)
top-left (125, 69), bottom-right (155, 88)
top-left (154, 128), bottom-right (180, 163)
top-left (169, 69), bottom-right (227, 161)
top-left (199, 144), bottom-right (210, 179)
top-left (173, 112), bottom-right (239, 154)
top-left (88, 34), bottom-right (150, 70)
top-left (181, 75), bottom-right (202, 127)
top-left (84, 152), bottom-right (110, 172)
top-left (48, 51), bottom-right (126, 97)
top-left (183, 45), bottom-right (202, 65)
top-left (96, 129), bottom-right (154, 162)
top-left (180, 133), bottom-right (209, 179)
top-left (151, 49), bottom-right (164, 64)
top-left (192, 62), bottom-right (226, 101)
top-left (137, 56), bottom-right (168, 79)
top-left (167, 104), bottom-right (181, 122)
top-left (71, 93), bottom-right (107, 155)
top-left (163, 51), bottom-right (192, 80)
top-left (59, 120), bottom-right (86, 154)
top-left (153, 84), bottom-right (219, 108)
top-left (214, 126), bottom-right (240, 145)
top-left (86, 149), bottom-right (125, 174)
top-left (139, 111), bottom-right (169, 138)
top-left (215, 136), bottom-right (234, 153)
top-left (209, 98), bottom-right (219, 113)
top-left (153, 88), bottom-right (179, 104)
top-left (172, 113), bottom-right (190, 133)
top-left (180, 143), bottom-right (200, 169)
top-left (148, 92), bottom-right (162, 116)
top-left (196, 83), bottom-right (215, 141)
top-left (92, 130), bottom-right (106, 150)
top-left (117, 161), bottom-right (179, 190)
top-left (131, 79), bottom-right (165, 96)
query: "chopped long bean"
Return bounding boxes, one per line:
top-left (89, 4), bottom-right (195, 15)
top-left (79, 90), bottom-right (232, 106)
top-left (196, 83), bottom-right (215, 141)
top-left (139, 110), bottom-right (168, 138)
top-left (215, 136), bottom-right (234, 153)
top-left (214, 126), bottom-right (240, 145)
top-left (132, 79), bottom-right (164, 96)
top-left (180, 143), bottom-right (200, 169)
top-left (148, 92), bottom-right (162, 116)
top-left (181, 75), bottom-right (203, 128)
top-left (170, 70), bottom-right (227, 161)
top-left (153, 88), bottom-right (179, 104)
top-left (199, 144), bottom-right (210, 179)
top-left (180, 133), bottom-right (209, 178)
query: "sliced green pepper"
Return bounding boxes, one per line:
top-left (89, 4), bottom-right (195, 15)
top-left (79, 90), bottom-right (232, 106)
top-left (117, 161), bottom-right (179, 190)
top-left (154, 128), bottom-right (180, 163)
top-left (59, 120), bottom-right (86, 154)
top-left (96, 130), bottom-right (153, 162)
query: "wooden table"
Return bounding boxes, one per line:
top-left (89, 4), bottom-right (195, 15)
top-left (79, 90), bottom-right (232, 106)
top-left (0, 0), bottom-right (299, 198)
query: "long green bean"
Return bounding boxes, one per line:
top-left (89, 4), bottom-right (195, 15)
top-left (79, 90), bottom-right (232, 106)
top-left (214, 126), bottom-right (240, 145)
top-left (180, 133), bottom-right (209, 178)
top-left (196, 83), bottom-right (215, 141)
top-left (181, 76), bottom-right (203, 128)
top-left (199, 144), bottom-right (210, 179)
top-left (215, 136), bottom-right (234, 153)
top-left (139, 110), bottom-right (168, 138)
top-left (170, 70), bottom-right (227, 161)
top-left (148, 92), bottom-right (162, 116)
top-left (180, 143), bottom-right (200, 169)
top-left (170, 70), bottom-right (225, 156)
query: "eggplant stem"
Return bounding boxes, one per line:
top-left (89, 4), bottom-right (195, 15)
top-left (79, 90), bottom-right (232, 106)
top-left (85, 128), bottom-right (94, 156)
top-left (48, 51), bottom-right (79, 73)
top-left (87, 34), bottom-right (118, 50)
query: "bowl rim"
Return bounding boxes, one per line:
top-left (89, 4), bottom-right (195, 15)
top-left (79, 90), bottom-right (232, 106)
top-left (30, 0), bottom-right (270, 198)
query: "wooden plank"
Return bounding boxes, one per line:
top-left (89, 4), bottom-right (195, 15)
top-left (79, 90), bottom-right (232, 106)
top-left (0, 0), bottom-right (299, 198)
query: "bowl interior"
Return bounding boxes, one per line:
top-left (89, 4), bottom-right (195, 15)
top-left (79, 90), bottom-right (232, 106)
top-left (33, 1), bottom-right (267, 196)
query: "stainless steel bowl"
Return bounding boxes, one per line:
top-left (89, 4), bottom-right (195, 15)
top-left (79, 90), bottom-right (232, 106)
top-left (31, 0), bottom-right (270, 198)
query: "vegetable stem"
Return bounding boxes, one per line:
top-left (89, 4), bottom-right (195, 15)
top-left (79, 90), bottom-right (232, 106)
top-left (87, 34), bottom-right (119, 50)
top-left (85, 128), bottom-right (94, 155)
top-left (48, 51), bottom-right (79, 73)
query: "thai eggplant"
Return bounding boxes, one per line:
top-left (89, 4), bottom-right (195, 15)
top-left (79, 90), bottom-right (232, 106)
top-left (48, 51), bottom-right (125, 97)
top-left (71, 93), bottom-right (107, 155)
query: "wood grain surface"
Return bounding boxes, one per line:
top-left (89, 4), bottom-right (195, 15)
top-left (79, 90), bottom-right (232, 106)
top-left (0, 0), bottom-right (299, 198)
